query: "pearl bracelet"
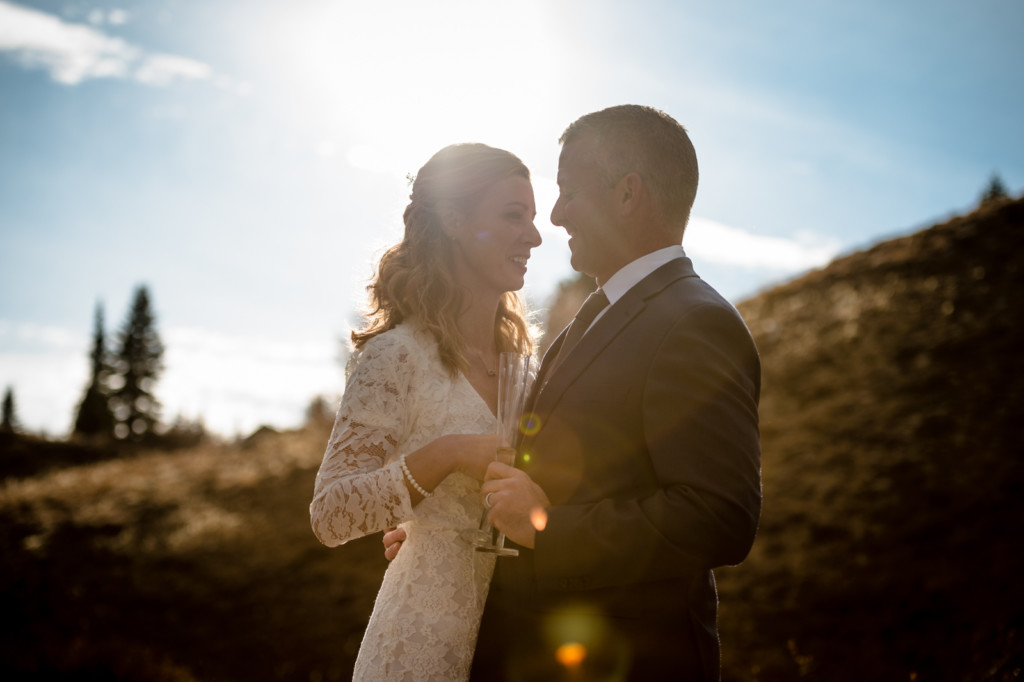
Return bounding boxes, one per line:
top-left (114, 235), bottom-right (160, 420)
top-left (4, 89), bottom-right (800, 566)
top-left (400, 455), bottom-right (432, 498)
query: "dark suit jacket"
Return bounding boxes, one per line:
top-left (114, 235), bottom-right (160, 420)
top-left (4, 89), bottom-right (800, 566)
top-left (472, 257), bottom-right (762, 681)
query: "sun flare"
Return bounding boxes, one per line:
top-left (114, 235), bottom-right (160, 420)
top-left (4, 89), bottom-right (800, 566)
top-left (260, 1), bottom-right (564, 179)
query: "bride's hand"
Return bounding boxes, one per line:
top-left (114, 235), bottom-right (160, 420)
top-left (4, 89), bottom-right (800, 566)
top-left (395, 434), bottom-right (499, 503)
top-left (445, 433), bottom-right (500, 481)
top-left (383, 526), bottom-right (407, 561)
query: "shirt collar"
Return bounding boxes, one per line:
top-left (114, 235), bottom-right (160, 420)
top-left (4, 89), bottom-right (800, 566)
top-left (601, 245), bottom-right (687, 306)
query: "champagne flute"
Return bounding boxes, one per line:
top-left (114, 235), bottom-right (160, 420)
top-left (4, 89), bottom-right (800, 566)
top-left (473, 352), bottom-right (534, 556)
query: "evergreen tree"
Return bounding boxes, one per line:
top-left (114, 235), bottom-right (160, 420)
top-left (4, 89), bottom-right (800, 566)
top-left (1, 386), bottom-right (17, 433)
top-left (981, 174), bottom-right (1009, 205)
top-left (110, 285), bottom-right (165, 442)
top-left (73, 302), bottom-right (115, 438)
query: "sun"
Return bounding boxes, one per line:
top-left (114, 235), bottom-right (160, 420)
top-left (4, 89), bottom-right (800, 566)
top-left (259, 1), bottom-right (566, 180)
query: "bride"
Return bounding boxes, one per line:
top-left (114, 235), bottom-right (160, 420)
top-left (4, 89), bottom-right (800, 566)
top-left (309, 143), bottom-right (541, 680)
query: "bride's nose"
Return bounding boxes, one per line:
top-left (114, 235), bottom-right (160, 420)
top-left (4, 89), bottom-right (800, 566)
top-left (524, 220), bottom-right (542, 247)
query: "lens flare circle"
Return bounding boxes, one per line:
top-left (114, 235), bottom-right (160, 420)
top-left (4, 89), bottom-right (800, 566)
top-left (555, 642), bottom-right (587, 668)
top-left (519, 412), bottom-right (541, 436)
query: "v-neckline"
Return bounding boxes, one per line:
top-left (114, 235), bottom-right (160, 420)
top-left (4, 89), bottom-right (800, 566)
top-left (460, 371), bottom-right (498, 419)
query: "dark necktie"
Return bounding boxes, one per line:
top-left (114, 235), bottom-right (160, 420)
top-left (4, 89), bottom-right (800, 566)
top-left (550, 288), bottom-right (610, 372)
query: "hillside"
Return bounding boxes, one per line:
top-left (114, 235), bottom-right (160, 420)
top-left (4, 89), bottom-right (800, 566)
top-left (719, 195), bottom-right (1024, 680)
top-left (0, 426), bottom-right (384, 682)
top-left (1, 197), bottom-right (1022, 681)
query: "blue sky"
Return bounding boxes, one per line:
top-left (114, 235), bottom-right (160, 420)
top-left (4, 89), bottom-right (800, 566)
top-left (1, 0), bottom-right (1022, 437)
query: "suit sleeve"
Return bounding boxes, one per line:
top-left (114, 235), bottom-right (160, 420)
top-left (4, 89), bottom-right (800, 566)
top-left (533, 303), bottom-right (762, 590)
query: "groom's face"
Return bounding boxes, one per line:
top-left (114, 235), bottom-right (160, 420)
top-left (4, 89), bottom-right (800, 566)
top-left (551, 133), bottom-right (628, 286)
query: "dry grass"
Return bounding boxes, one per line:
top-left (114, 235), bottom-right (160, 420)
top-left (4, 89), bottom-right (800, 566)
top-left (1, 426), bottom-right (385, 681)
top-left (716, 197), bottom-right (1024, 681)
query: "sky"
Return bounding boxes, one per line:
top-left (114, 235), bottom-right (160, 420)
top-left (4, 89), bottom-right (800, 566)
top-left (1, 0), bottom-right (1022, 439)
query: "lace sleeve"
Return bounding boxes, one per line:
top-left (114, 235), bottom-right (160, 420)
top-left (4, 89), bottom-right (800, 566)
top-left (310, 333), bottom-right (418, 547)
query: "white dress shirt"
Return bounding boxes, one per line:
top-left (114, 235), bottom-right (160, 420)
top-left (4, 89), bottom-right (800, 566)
top-left (586, 245), bottom-right (687, 332)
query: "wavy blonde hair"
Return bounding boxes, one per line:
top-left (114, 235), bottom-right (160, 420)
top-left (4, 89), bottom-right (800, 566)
top-left (352, 143), bottom-right (535, 373)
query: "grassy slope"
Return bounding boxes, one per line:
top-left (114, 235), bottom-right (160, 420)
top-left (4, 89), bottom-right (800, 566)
top-left (1, 427), bottom-right (385, 681)
top-left (717, 197), bottom-right (1024, 681)
top-left (2, 198), bottom-right (1022, 681)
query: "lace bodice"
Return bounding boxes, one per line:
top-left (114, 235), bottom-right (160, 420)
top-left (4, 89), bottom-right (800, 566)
top-left (310, 322), bottom-right (497, 681)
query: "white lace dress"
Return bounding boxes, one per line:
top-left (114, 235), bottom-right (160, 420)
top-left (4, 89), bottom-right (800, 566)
top-left (310, 322), bottom-right (497, 681)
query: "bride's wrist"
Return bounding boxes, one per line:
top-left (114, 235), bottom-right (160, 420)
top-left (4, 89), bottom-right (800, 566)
top-left (425, 434), bottom-right (461, 477)
top-left (445, 435), bottom-right (471, 477)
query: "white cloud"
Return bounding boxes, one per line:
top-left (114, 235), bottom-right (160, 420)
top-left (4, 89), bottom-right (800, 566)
top-left (0, 0), bottom-right (137, 83)
top-left (0, 320), bottom-right (86, 350)
top-left (0, 349), bottom-right (87, 438)
top-left (108, 9), bottom-right (129, 26)
top-left (160, 327), bottom-right (343, 437)
top-left (686, 216), bottom-right (842, 271)
top-left (0, 1), bottom-right (234, 89)
top-left (135, 53), bottom-right (211, 86)
top-left (0, 321), bottom-right (344, 439)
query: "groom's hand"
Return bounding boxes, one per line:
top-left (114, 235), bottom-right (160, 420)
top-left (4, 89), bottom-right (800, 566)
top-left (482, 462), bottom-right (551, 549)
top-left (382, 526), bottom-right (406, 561)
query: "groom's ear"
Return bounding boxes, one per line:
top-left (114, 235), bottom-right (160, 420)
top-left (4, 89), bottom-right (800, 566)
top-left (616, 172), bottom-right (644, 217)
top-left (436, 200), bottom-right (461, 239)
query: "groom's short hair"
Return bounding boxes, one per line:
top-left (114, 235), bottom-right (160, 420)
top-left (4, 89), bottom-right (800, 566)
top-left (560, 104), bottom-right (699, 231)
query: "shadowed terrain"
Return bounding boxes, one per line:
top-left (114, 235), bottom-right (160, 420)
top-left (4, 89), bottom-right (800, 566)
top-left (718, 196), bottom-right (1024, 681)
top-left (2, 197), bottom-right (1022, 681)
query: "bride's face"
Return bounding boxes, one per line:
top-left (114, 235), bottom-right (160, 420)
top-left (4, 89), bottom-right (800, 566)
top-left (448, 174), bottom-right (542, 296)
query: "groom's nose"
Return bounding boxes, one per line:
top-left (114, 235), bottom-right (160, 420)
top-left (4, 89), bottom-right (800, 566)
top-left (550, 195), bottom-right (565, 227)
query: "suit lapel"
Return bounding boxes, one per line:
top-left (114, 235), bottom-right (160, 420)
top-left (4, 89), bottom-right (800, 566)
top-left (532, 257), bottom-right (699, 414)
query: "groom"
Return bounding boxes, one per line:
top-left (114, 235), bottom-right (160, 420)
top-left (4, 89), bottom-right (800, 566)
top-left (388, 105), bottom-right (761, 681)
top-left (475, 105), bottom-right (761, 681)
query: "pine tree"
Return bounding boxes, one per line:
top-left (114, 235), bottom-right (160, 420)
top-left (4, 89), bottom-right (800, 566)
top-left (980, 174), bottom-right (1009, 205)
top-left (73, 302), bottom-right (115, 439)
top-left (110, 285), bottom-right (165, 442)
top-left (1, 386), bottom-right (17, 433)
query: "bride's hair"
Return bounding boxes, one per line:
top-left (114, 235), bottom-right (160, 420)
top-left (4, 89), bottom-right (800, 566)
top-left (352, 143), bottom-right (535, 373)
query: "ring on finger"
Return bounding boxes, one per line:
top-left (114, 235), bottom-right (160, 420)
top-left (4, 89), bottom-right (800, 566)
top-left (484, 492), bottom-right (495, 509)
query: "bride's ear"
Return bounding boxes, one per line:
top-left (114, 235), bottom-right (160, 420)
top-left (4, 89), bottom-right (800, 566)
top-left (436, 200), bottom-right (461, 240)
